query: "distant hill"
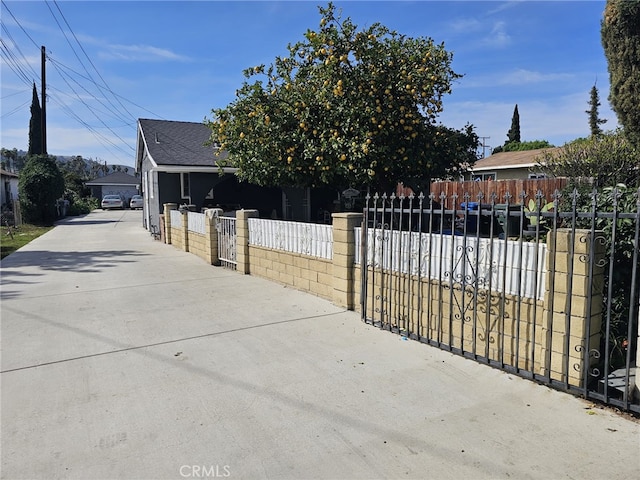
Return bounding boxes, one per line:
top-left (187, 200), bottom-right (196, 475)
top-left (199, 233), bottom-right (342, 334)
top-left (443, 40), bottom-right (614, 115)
top-left (0, 149), bottom-right (136, 178)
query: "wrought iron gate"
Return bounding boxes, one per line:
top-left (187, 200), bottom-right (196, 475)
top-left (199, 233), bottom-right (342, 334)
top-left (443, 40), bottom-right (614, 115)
top-left (360, 189), bottom-right (640, 413)
top-left (216, 216), bottom-right (237, 270)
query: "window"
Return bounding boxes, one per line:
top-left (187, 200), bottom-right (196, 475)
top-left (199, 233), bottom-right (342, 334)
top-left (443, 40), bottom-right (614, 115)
top-left (472, 172), bottom-right (496, 181)
top-left (528, 173), bottom-right (547, 179)
top-left (180, 173), bottom-right (190, 200)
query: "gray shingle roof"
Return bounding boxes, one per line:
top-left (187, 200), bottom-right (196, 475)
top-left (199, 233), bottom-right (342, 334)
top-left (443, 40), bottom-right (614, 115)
top-left (472, 147), bottom-right (560, 171)
top-left (139, 118), bottom-right (226, 167)
top-left (85, 171), bottom-right (139, 186)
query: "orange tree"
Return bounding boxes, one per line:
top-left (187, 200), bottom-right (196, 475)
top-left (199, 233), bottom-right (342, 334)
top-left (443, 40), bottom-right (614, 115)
top-left (206, 3), bottom-right (478, 193)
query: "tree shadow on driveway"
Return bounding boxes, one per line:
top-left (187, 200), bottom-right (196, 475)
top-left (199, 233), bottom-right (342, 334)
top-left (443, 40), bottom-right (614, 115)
top-left (0, 249), bottom-right (148, 300)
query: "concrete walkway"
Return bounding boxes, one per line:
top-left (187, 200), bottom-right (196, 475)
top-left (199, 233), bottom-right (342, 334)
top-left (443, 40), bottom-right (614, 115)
top-left (1, 210), bottom-right (638, 480)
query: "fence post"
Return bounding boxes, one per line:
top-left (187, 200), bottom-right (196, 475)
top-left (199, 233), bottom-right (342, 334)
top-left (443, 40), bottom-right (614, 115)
top-left (236, 209), bottom-right (258, 274)
top-left (542, 228), bottom-right (605, 387)
top-left (163, 203), bottom-right (177, 244)
top-left (332, 212), bottom-right (363, 310)
top-left (635, 307), bottom-right (640, 401)
top-left (204, 208), bottom-right (223, 266)
top-left (181, 210), bottom-right (189, 252)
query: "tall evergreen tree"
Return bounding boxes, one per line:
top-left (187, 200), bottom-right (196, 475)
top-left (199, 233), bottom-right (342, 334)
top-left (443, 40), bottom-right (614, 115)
top-left (601, 0), bottom-right (640, 148)
top-left (586, 84), bottom-right (607, 136)
top-left (27, 83), bottom-right (43, 156)
top-left (506, 104), bottom-right (521, 144)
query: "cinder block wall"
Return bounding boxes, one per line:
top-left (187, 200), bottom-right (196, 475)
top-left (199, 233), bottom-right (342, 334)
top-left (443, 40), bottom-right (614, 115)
top-left (163, 204), bottom-right (220, 265)
top-left (248, 246), bottom-right (333, 300)
top-left (187, 231), bottom-right (207, 262)
top-left (354, 227), bottom-right (604, 388)
top-left (165, 204), bottom-right (606, 388)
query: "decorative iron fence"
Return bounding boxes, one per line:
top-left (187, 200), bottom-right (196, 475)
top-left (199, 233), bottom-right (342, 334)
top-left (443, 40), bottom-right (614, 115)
top-left (360, 188), bottom-right (640, 413)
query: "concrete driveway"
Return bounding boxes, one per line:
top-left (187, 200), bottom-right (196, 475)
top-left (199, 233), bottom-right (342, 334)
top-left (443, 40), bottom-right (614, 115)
top-left (1, 209), bottom-right (638, 480)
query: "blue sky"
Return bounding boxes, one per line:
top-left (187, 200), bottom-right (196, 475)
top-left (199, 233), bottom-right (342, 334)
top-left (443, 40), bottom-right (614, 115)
top-left (1, 1), bottom-right (615, 168)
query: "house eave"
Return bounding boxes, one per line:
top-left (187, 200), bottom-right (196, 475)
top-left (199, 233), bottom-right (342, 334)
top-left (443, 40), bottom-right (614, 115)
top-left (471, 163), bottom-right (538, 172)
top-left (149, 165), bottom-right (238, 174)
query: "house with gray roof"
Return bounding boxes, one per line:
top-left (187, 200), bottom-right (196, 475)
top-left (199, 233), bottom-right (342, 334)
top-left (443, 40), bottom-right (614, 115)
top-left (468, 147), bottom-right (560, 181)
top-left (135, 118), bottom-right (284, 232)
top-left (85, 171), bottom-right (140, 203)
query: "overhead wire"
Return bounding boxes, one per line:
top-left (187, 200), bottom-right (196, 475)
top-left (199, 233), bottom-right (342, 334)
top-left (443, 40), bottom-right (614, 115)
top-left (48, 59), bottom-right (134, 153)
top-left (1, 0), bottom-right (167, 163)
top-left (1, 100), bottom-right (31, 119)
top-left (0, 23), bottom-right (39, 85)
top-left (49, 0), bottom-right (136, 122)
top-left (0, 39), bottom-right (33, 86)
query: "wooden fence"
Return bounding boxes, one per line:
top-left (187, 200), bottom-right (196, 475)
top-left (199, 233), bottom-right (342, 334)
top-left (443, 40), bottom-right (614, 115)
top-left (426, 178), bottom-right (569, 209)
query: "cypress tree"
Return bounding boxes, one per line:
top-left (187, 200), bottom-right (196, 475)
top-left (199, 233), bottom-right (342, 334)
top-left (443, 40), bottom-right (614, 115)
top-left (506, 104), bottom-right (521, 145)
top-left (601, 0), bottom-right (640, 148)
top-left (586, 84), bottom-right (607, 137)
top-left (28, 83), bottom-right (43, 156)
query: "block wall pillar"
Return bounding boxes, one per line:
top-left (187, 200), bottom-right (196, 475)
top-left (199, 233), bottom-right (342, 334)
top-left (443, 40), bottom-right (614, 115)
top-left (541, 228), bottom-right (605, 387)
top-left (332, 212), bottom-right (363, 310)
top-left (236, 209), bottom-right (259, 274)
top-left (163, 203), bottom-right (178, 244)
top-left (204, 208), bottom-right (223, 266)
top-left (181, 211), bottom-right (189, 252)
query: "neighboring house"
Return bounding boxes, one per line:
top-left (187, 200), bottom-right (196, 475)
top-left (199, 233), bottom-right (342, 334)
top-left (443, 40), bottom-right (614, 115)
top-left (135, 118), bottom-right (338, 233)
top-left (1, 169), bottom-right (19, 209)
top-left (85, 171), bottom-right (140, 205)
top-left (469, 148), bottom-right (560, 181)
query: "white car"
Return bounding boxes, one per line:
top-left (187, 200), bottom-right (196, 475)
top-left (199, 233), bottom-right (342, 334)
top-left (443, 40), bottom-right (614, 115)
top-left (130, 195), bottom-right (143, 210)
top-left (101, 195), bottom-right (124, 210)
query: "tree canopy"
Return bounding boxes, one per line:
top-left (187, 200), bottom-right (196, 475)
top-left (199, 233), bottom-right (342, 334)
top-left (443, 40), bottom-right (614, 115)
top-left (534, 130), bottom-right (639, 188)
top-left (28, 83), bottom-right (43, 157)
top-left (19, 155), bottom-right (65, 225)
top-left (206, 2), bottom-right (478, 192)
top-left (586, 84), bottom-right (607, 137)
top-left (506, 104), bottom-right (521, 145)
top-left (601, 0), bottom-right (640, 148)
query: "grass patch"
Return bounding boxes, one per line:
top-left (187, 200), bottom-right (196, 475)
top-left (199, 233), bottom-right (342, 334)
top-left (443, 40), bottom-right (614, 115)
top-left (0, 224), bottom-right (54, 260)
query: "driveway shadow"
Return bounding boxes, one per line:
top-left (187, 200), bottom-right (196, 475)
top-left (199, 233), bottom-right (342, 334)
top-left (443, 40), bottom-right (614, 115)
top-left (0, 249), bottom-right (149, 299)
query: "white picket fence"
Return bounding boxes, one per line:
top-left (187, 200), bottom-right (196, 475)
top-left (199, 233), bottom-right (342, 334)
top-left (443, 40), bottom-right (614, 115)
top-left (187, 212), bottom-right (206, 234)
top-left (248, 218), bottom-right (333, 260)
top-left (170, 209), bottom-right (183, 228)
top-left (354, 227), bottom-right (546, 300)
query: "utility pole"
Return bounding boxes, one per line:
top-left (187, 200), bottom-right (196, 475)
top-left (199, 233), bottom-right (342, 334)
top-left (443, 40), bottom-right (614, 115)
top-left (41, 45), bottom-right (47, 155)
top-left (479, 136), bottom-right (490, 158)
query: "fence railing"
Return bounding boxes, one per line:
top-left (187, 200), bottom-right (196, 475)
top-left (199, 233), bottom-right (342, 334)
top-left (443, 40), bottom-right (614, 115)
top-left (187, 211), bottom-right (206, 234)
top-left (170, 209), bottom-right (182, 228)
top-left (355, 228), bottom-right (546, 300)
top-left (248, 218), bottom-right (333, 260)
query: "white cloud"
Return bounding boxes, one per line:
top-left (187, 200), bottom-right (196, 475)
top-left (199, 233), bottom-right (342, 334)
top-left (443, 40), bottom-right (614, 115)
top-left (500, 69), bottom-right (574, 86)
top-left (486, 1), bottom-right (523, 16)
top-left (99, 44), bottom-right (189, 62)
top-left (481, 21), bottom-right (511, 48)
top-left (448, 18), bottom-right (483, 34)
top-left (461, 69), bottom-right (575, 88)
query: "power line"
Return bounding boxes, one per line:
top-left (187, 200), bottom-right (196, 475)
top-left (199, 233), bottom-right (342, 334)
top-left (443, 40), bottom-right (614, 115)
top-left (1, 99), bottom-right (30, 119)
top-left (0, 1), bottom-right (40, 50)
top-left (1, 0), bottom-right (165, 163)
top-left (48, 0), bottom-right (135, 122)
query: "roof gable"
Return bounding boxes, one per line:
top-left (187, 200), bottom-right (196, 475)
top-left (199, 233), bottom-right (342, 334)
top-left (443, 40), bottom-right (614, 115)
top-left (138, 118), bottom-right (227, 167)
